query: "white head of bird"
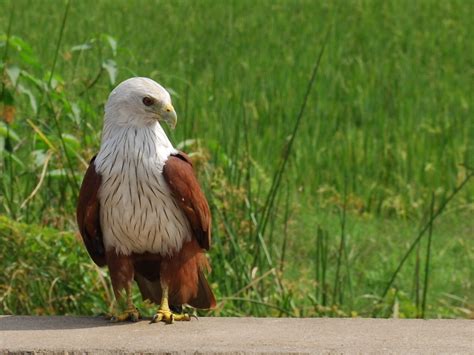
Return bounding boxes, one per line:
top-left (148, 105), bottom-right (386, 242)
top-left (97, 77), bottom-right (178, 168)
top-left (104, 77), bottom-right (177, 129)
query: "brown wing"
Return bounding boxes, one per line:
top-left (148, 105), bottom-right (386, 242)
top-left (76, 156), bottom-right (106, 266)
top-left (162, 152), bottom-right (211, 250)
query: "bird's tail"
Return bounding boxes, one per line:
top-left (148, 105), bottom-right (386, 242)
top-left (188, 270), bottom-right (216, 309)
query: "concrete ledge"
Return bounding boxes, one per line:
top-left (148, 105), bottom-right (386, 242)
top-left (0, 316), bottom-right (472, 354)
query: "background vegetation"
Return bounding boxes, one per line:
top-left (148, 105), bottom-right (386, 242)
top-left (0, 0), bottom-right (472, 319)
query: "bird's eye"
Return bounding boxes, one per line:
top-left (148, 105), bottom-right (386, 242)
top-left (142, 97), bottom-right (155, 106)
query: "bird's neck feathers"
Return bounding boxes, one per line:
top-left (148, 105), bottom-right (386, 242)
top-left (95, 116), bottom-right (177, 175)
top-left (101, 112), bottom-right (173, 147)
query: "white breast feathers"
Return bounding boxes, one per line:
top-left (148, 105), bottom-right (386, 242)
top-left (94, 124), bottom-right (192, 256)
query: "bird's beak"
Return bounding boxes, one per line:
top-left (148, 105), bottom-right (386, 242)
top-left (161, 104), bottom-right (177, 129)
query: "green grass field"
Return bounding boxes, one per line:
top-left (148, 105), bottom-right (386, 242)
top-left (0, 0), bottom-right (472, 318)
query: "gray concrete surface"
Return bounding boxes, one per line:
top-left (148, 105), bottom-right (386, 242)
top-left (0, 316), bottom-right (472, 354)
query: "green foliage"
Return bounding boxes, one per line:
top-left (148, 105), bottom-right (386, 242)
top-left (0, 0), bottom-right (472, 318)
top-left (0, 215), bottom-right (111, 315)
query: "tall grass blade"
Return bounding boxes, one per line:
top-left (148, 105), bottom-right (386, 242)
top-left (1, 2), bottom-right (15, 218)
top-left (253, 38), bottom-right (327, 268)
top-left (414, 243), bottom-right (421, 316)
top-left (45, 0), bottom-right (80, 193)
top-left (279, 181), bottom-right (291, 274)
top-left (315, 226), bottom-right (321, 303)
top-left (378, 171), bottom-right (473, 305)
top-left (322, 228), bottom-right (328, 307)
top-left (315, 226), bottom-right (329, 307)
top-left (421, 193), bottom-right (435, 318)
top-left (333, 175), bottom-right (348, 305)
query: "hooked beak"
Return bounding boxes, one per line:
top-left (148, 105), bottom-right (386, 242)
top-left (161, 104), bottom-right (177, 129)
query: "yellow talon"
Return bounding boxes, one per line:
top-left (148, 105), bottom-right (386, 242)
top-left (151, 309), bottom-right (190, 324)
top-left (150, 283), bottom-right (191, 324)
top-left (110, 307), bottom-right (141, 322)
top-left (174, 312), bottom-right (191, 321)
top-left (109, 284), bottom-right (141, 322)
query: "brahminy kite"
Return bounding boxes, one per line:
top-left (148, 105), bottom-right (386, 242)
top-left (77, 77), bottom-right (216, 323)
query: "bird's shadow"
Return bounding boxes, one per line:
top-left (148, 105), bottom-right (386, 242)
top-left (0, 315), bottom-right (152, 331)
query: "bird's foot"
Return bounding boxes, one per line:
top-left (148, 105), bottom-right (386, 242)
top-left (150, 308), bottom-right (191, 324)
top-left (109, 307), bottom-right (141, 322)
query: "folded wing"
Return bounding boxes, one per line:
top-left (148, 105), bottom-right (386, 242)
top-left (162, 152), bottom-right (211, 250)
top-left (76, 156), bottom-right (106, 266)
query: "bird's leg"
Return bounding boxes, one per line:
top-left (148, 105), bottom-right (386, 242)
top-left (106, 251), bottom-right (140, 322)
top-left (110, 283), bottom-right (140, 322)
top-left (150, 282), bottom-right (190, 324)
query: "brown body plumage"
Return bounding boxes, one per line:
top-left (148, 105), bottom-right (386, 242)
top-left (76, 78), bottom-right (215, 322)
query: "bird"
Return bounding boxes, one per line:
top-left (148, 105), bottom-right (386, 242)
top-left (76, 77), bottom-right (216, 323)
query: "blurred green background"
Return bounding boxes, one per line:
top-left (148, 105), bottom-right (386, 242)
top-left (0, 0), bottom-right (472, 318)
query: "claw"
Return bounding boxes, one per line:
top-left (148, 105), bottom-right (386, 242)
top-left (110, 308), bottom-right (141, 323)
top-left (150, 313), bottom-right (163, 324)
top-left (103, 312), bottom-right (114, 320)
top-left (129, 311), bottom-right (139, 322)
top-left (150, 309), bottom-right (190, 324)
top-left (151, 284), bottom-right (191, 324)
